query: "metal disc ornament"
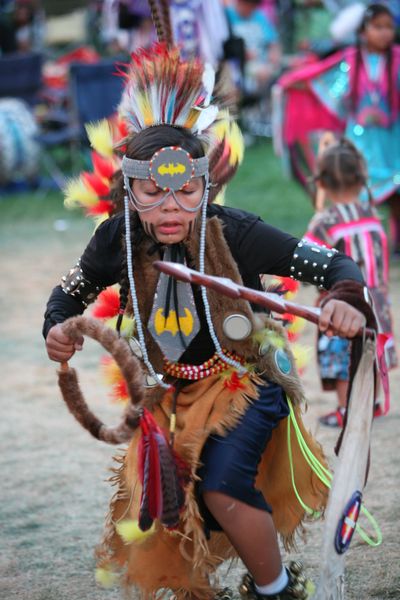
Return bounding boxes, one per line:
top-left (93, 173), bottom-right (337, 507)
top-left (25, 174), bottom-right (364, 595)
top-left (222, 314), bottom-right (252, 341)
top-left (274, 348), bottom-right (292, 375)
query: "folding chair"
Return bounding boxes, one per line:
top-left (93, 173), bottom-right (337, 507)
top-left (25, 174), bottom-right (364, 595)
top-left (0, 51), bottom-right (43, 106)
top-left (68, 59), bottom-right (126, 145)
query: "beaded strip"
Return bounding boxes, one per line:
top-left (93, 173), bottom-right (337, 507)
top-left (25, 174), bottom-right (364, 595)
top-left (198, 191), bottom-right (248, 376)
top-left (163, 350), bottom-right (246, 380)
top-left (124, 194), bottom-right (170, 389)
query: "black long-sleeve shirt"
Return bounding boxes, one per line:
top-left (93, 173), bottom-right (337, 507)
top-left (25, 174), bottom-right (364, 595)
top-left (43, 204), bottom-right (364, 362)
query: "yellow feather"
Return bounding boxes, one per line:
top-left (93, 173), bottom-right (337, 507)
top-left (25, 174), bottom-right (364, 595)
top-left (116, 519), bottom-right (156, 544)
top-left (269, 277), bottom-right (297, 300)
top-left (291, 343), bottom-right (312, 371)
top-left (228, 121), bottom-right (245, 165)
top-left (287, 317), bottom-right (306, 336)
top-left (306, 579), bottom-right (316, 596)
top-left (184, 108), bottom-right (200, 130)
top-left (92, 213), bottom-right (110, 229)
top-left (214, 189), bottom-right (226, 205)
top-left (85, 119), bottom-right (114, 158)
top-left (212, 111), bottom-right (245, 166)
top-left (254, 328), bottom-right (286, 350)
top-left (105, 315), bottom-right (135, 337)
top-left (101, 357), bottom-right (122, 387)
top-left (213, 109), bottom-right (230, 139)
top-left (64, 177), bottom-right (98, 209)
top-left (95, 567), bottom-right (118, 588)
top-left (137, 93), bottom-right (154, 128)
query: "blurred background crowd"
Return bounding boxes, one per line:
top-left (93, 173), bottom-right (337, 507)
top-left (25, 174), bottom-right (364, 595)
top-left (0, 0), bottom-right (399, 189)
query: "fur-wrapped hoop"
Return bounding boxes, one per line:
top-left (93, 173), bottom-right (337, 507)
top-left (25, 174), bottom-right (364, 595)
top-left (58, 316), bottom-right (147, 444)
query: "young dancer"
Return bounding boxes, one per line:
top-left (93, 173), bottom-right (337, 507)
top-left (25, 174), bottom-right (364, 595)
top-left (305, 137), bottom-right (396, 426)
top-left (274, 3), bottom-right (400, 252)
top-left (43, 35), bottom-right (373, 600)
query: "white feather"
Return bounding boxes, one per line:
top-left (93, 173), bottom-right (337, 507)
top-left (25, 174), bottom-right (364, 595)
top-left (194, 105), bottom-right (219, 134)
top-left (202, 63), bottom-right (215, 107)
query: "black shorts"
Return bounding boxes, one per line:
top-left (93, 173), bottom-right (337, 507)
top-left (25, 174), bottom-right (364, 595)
top-left (196, 381), bottom-right (289, 531)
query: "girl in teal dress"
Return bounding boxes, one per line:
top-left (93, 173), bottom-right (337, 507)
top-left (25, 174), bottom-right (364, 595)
top-left (275, 4), bottom-right (400, 251)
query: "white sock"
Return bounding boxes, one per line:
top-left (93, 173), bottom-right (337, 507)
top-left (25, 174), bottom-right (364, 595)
top-left (255, 566), bottom-right (289, 596)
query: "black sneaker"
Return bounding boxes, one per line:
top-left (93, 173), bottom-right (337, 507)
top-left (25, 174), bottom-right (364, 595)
top-left (238, 561), bottom-right (310, 600)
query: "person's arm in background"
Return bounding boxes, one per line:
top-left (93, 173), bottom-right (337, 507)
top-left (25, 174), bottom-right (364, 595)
top-left (256, 9), bottom-right (282, 84)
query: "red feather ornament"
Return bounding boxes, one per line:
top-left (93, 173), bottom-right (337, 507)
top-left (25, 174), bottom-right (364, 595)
top-left (100, 356), bottom-right (130, 404)
top-left (92, 287), bottom-right (120, 319)
top-left (86, 199), bottom-right (114, 217)
top-left (223, 370), bottom-right (248, 392)
top-left (91, 151), bottom-right (116, 180)
top-left (82, 171), bottom-right (110, 197)
top-left (137, 409), bottom-right (187, 531)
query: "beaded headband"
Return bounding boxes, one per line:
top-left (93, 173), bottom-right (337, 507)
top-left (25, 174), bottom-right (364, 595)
top-left (122, 147), bottom-right (209, 191)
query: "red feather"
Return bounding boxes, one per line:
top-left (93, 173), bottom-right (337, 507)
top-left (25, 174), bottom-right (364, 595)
top-left (137, 409), bottom-right (187, 531)
top-left (86, 199), bottom-right (114, 216)
top-left (281, 312), bottom-right (295, 323)
top-left (91, 151), bottom-right (116, 180)
top-left (223, 370), bottom-right (248, 392)
top-left (137, 411), bottom-right (163, 530)
top-left (82, 171), bottom-right (110, 197)
top-left (277, 276), bottom-right (299, 295)
top-left (92, 287), bottom-right (120, 319)
top-left (117, 118), bottom-right (129, 139)
top-left (111, 380), bottom-right (129, 403)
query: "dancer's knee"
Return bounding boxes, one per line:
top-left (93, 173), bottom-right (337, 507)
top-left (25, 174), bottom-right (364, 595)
top-left (202, 490), bottom-right (240, 521)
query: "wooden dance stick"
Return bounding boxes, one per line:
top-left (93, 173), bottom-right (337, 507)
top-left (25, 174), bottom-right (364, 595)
top-left (153, 261), bottom-right (374, 338)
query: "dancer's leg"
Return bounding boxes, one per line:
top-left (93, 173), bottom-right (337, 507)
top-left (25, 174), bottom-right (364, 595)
top-left (203, 491), bottom-right (282, 586)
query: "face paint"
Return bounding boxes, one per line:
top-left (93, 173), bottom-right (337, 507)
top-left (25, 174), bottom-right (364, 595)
top-left (187, 217), bottom-right (198, 237)
top-left (142, 221), bottom-right (158, 241)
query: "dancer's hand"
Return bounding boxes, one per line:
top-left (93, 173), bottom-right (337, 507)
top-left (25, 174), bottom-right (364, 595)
top-left (46, 323), bottom-right (84, 362)
top-left (319, 299), bottom-right (366, 338)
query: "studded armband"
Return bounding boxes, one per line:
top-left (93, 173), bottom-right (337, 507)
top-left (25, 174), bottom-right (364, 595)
top-left (61, 260), bottom-right (104, 308)
top-left (289, 239), bottom-right (338, 289)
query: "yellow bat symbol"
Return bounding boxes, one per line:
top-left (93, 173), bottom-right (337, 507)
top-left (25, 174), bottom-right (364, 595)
top-left (154, 308), bottom-right (193, 337)
top-left (158, 162), bottom-right (186, 176)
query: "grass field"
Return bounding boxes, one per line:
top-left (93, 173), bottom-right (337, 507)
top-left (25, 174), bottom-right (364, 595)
top-left (1, 138), bottom-right (392, 241)
top-left (0, 140), bottom-right (314, 237)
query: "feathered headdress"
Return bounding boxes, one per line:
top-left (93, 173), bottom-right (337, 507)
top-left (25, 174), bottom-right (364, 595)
top-left (62, 1), bottom-right (246, 391)
top-left (118, 43), bottom-right (219, 136)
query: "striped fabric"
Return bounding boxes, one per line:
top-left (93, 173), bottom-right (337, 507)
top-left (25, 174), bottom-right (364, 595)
top-left (305, 200), bottom-right (397, 370)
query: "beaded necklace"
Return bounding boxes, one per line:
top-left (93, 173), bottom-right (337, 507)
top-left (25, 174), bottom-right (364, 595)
top-left (163, 350), bottom-right (246, 380)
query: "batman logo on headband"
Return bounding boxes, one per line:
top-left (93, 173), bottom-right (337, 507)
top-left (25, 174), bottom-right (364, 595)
top-left (150, 147), bottom-right (194, 191)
